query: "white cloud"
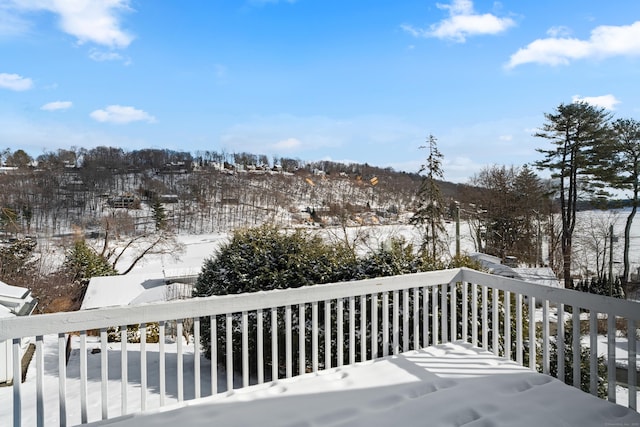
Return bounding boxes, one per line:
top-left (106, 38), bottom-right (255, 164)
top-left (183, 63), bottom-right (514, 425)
top-left (546, 26), bottom-right (571, 38)
top-left (0, 72), bottom-right (33, 91)
top-left (7, 0), bottom-right (134, 48)
top-left (89, 49), bottom-right (125, 62)
top-left (572, 94), bottom-right (620, 110)
top-left (507, 21), bottom-right (640, 68)
top-left (273, 138), bottom-right (302, 151)
top-left (402, 0), bottom-right (515, 43)
top-left (499, 134), bottom-right (513, 141)
top-left (41, 101), bottom-right (72, 111)
top-left (90, 105), bottom-right (156, 124)
top-left (0, 7), bottom-right (30, 37)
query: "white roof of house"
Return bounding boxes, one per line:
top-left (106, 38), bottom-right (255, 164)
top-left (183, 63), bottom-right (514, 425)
top-left (0, 304), bottom-right (14, 319)
top-left (81, 273), bottom-right (166, 310)
top-left (0, 279), bottom-right (30, 299)
top-left (470, 253), bottom-right (561, 288)
top-left (81, 273), bottom-right (197, 310)
top-left (513, 267), bottom-right (562, 288)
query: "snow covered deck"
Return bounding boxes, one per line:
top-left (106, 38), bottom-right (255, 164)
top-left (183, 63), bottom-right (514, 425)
top-left (2, 268), bottom-right (640, 426)
top-left (86, 342), bottom-right (640, 427)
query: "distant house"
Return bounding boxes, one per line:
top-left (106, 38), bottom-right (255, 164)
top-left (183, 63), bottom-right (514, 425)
top-left (0, 280), bottom-right (37, 385)
top-left (470, 253), bottom-right (561, 289)
top-left (81, 271), bottom-right (197, 310)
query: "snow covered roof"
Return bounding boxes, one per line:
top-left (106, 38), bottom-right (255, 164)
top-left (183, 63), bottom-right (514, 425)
top-left (81, 273), bottom-right (197, 310)
top-left (0, 279), bottom-right (36, 316)
top-left (0, 279), bottom-right (30, 299)
top-left (513, 267), bottom-right (562, 288)
top-left (0, 304), bottom-right (14, 319)
top-left (470, 253), bottom-right (561, 288)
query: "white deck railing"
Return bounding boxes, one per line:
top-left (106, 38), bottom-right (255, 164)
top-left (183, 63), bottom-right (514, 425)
top-left (1, 267), bottom-right (639, 426)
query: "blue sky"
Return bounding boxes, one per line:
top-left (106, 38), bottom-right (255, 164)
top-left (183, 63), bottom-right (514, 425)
top-left (1, 0), bottom-right (640, 183)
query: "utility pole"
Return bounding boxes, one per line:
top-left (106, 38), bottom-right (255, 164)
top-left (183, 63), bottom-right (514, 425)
top-left (455, 203), bottom-right (460, 257)
top-left (609, 224), bottom-right (614, 296)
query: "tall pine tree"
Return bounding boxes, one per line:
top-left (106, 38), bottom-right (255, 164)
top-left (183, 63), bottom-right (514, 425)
top-left (410, 135), bottom-right (447, 260)
top-left (535, 102), bottom-right (613, 288)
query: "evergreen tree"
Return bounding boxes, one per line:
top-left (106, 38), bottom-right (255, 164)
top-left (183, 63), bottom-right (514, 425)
top-left (63, 239), bottom-right (118, 283)
top-left (535, 102), bottom-right (613, 288)
top-left (410, 135), bottom-right (447, 260)
top-left (592, 118), bottom-right (640, 285)
top-left (151, 197), bottom-right (167, 231)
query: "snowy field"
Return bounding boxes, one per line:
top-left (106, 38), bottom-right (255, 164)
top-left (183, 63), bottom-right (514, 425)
top-left (118, 207), bottom-right (640, 281)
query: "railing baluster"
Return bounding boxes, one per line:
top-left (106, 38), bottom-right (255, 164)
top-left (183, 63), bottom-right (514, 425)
top-left (349, 296), bottom-right (356, 363)
top-left (177, 319), bottom-right (184, 402)
top-left (607, 313), bottom-right (616, 403)
top-left (271, 307), bottom-right (278, 380)
top-left (257, 310), bottom-right (263, 384)
top-left (242, 311), bottom-right (250, 386)
top-left (312, 301), bottom-right (318, 372)
top-left (557, 304), bottom-right (565, 380)
top-left (482, 285), bottom-right (488, 350)
top-left (140, 323), bottom-right (147, 411)
top-left (492, 288), bottom-right (499, 356)
top-left (528, 297), bottom-right (535, 370)
top-left (80, 330), bottom-right (88, 424)
top-left (505, 291), bottom-right (511, 360)
top-left (326, 299), bottom-right (332, 368)
top-left (382, 292), bottom-right (389, 357)
top-left (194, 317), bottom-right (201, 399)
top-left (360, 295), bottom-right (367, 361)
top-left (412, 288), bottom-right (419, 350)
top-left (285, 305), bottom-right (292, 378)
top-left (120, 326), bottom-right (128, 415)
top-left (472, 283), bottom-right (478, 347)
top-left (590, 311), bottom-right (598, 395)
top-left (572, 308), bottom-right (580, 389)
top-left (462, 282), bottom-right (468, 342)
top-left (441, 284), bottom-right (448, 345)
top-left (422, 287), bottom-right (429, 348)
top-left (628, 318), bottom-right (637, 410)
top-left (58, 333), bottom-right (66, 427)
top-left (13, 338), bottom-right (22, 427)
top-left (299, 304), bottom-right (306, 374)
top-left (403, 290), bottom-right (409, 352)
top-left (210, 316), bottom-right (217, 394)
top-left (226, 313), bottom-right (233, 391)
top-left (337, 299), bottom-right (344, 366)
top-left (36, 335), bottom-right (44, 427)
top-left (543, 300), bottom-right (549, 374)
top-left (450, 283), bottom-right (457, 342)
top-left (516, 293), bottom-right (522, 365)
top-left (432, 286), bottom-right (439, 346)
top-left (371, 294), bottom-right (378, 359)
top-left (159, 320), bottom-right (166, 405)
top-left (393, 290), bottom-right (399, 354)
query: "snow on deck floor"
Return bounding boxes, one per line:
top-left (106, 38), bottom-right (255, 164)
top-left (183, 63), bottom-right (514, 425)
top-left (88, 342), bottom-right (640, 427)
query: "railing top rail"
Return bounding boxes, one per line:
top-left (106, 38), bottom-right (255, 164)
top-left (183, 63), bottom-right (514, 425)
top-left (3, 267), bottom-right (639, 341)
top-left (0, 268), bottom-right (462, 341)
top-left (459, 268), bottom-right (640, 320)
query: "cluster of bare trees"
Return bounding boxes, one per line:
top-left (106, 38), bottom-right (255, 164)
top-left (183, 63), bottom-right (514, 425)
top-left (0, 146), bottom-right (430, 241)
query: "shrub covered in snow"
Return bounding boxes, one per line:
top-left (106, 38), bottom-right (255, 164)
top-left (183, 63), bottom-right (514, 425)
top-left (194, 225), bottom-right (358, 365)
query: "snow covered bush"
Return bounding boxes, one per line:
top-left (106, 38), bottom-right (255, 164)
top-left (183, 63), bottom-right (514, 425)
top-left (194, 225), bottom-right (358, 368)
